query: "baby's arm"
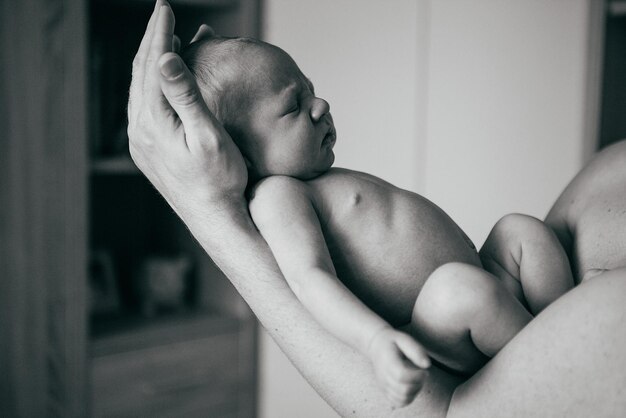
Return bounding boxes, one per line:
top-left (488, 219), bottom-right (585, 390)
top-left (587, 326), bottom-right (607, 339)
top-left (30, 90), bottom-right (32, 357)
top-left (479, 213), bottom-right (574, 314)
top-left (249, 176), bottom-right (430, 406)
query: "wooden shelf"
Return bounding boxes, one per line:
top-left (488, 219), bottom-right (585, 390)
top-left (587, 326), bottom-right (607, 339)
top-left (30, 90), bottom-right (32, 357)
top-left (90, 311), bottom-right (241, 356)
top-left (610, 1), bottom-right (626, 16)
top-left (91, 156), bottom-right (140, 175)
top-left (92, 0), bottom-right (240, 8)
top-left (86, 0), bottom-right (261, 415)
top-left (90, 312), bottom-right (256, 418)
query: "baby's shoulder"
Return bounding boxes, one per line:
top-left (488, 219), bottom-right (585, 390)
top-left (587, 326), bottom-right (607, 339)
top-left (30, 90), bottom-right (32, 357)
top-left (251, 175), bottom-right (309, 197)
top-left (249, 175), bottom-right (312, 207)
top-left (307, 167), bottom-right (395, 191)
top-left (248, 175), bottom-right (313, 221)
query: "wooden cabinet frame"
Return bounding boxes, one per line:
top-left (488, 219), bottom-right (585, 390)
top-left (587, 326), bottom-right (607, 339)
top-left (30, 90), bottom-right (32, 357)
top-left (1, 1), bottom-right (260, 416)
top-left (1, 0), bottom-right (88, 416)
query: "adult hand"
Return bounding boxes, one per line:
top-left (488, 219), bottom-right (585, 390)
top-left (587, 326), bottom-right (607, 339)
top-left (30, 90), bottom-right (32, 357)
top-left (127, 1), bottom-right (248, 220)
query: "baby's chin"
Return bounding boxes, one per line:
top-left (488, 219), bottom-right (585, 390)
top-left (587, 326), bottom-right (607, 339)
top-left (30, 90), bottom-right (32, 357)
top-left (295, 164), bottom-right (333, 181)
top-left (309, 155), bottom-right (335, 180)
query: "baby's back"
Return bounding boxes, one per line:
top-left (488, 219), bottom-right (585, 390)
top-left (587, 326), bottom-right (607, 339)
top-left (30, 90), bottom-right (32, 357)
top-left (306, 168), bottom-right (480, 326)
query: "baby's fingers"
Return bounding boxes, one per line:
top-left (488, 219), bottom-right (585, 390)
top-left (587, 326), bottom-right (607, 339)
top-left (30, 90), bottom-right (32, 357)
top-left (385, 381), bottom-right (422, 408)
top-left (396, 334), bottom-right (431, 369)
top-left (385, 389), bottom-right (410, 408)
top-left (381, 354), bottom-right (427, 401)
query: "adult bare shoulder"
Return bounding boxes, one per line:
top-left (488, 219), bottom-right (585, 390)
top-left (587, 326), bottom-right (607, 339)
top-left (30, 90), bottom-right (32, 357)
top-left (547, 140), bottom-right (626, 227)
top-left (546, 139), bottom-right (626, 280)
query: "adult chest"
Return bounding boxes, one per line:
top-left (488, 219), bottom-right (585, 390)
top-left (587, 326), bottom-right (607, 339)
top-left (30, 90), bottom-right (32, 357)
top-left (571, 185), bottom-right (626, 280)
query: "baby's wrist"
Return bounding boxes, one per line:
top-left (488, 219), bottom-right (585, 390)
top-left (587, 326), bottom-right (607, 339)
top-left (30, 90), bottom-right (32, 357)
top-left (365, 324), bottom-right (393, 357)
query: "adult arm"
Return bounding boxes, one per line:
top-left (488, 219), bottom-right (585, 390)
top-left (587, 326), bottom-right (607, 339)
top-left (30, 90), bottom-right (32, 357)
top-left (451, 143), bottom-right (626, 416)
top-left (127, 2), bottom-right (456, 416)
top-left (449, 267), bottom-right (626, 417)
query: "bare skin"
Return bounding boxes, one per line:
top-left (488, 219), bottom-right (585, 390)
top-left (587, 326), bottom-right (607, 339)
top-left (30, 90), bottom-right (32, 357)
top-left (250, 169), bottom-right (479, 403)
top-left (545, 140), bottom-right (626, 283)
top-left (128, 3), bottom-right (626, 416)
top-left (195, 32), bottom-right (572, 387)
top-left (251, 168), bottom-right (480, 328)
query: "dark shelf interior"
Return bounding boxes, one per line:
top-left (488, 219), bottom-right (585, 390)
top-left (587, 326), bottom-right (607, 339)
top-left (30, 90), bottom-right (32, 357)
top-left (599, 8), bottom-right (626, 149)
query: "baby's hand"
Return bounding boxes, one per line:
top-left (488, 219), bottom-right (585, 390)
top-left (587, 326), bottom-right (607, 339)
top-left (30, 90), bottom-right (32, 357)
top-left (367, 327), bottom-right (431, 407)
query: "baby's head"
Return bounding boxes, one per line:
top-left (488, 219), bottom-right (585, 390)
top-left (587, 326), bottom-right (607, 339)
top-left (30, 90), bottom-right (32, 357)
top-left (182, 37), bottom-right (336, 182)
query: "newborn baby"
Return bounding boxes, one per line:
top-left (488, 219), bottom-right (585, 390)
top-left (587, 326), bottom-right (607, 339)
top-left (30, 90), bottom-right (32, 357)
top-left (182, 36), bottom-right (574, 406)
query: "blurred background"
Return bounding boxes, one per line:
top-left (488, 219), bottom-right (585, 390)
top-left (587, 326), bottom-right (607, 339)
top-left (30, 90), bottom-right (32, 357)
top-left (2, 0), bottom-right (625, 417)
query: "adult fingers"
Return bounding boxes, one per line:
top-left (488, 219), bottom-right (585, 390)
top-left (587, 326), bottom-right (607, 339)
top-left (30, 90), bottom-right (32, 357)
top-left (146, 2), bottom-right (175, 101)
top-left (396, 334), bottom-right (431, 370)
top-left (173, 34), bottom-right (181, 53)
top-left (129, 0), bottom-right (162, 120)
top-left (158, 52), bottom-right (221, 144)
top-left (190, 24), bottom-right (215, 43)
top-left (132, 0), bottom-right (162, 77)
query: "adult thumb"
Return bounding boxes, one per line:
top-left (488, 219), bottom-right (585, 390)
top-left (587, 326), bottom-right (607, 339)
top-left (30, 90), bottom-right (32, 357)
top-left (158, 52), bottom-right (221, 139)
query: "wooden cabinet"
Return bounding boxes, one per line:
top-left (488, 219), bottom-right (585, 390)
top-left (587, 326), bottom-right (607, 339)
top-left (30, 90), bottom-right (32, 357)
top-left (91, 315), bottom-right (256, 418)
top-left (87, 1), bottom-right (261, 417)
top-left (599, 2), bottom-right (626, 149)
top-left (0, 0), bottom-right (260, 416)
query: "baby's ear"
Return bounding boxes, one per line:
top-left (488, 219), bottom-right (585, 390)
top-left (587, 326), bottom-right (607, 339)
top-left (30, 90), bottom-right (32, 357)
top-left (190, 24), bottom-right (215, 44)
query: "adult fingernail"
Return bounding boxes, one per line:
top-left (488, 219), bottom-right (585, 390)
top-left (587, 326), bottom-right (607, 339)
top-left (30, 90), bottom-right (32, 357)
top-left (161, 56), bottom-right (182, 79)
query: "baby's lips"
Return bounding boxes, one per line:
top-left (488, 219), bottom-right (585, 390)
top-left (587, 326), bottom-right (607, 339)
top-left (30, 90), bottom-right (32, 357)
top-left (322, 127), bottom-right (337, 147)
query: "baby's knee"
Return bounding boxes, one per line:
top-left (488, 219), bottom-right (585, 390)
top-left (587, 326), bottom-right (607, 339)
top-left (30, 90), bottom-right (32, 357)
top-left (416, 263), bottom-right (498, 325)
top-left (492, 213), bottom-right (552, 243)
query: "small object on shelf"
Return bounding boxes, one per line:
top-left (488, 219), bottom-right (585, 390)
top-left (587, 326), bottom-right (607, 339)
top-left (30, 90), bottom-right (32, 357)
top-left (135, 255), bottom-right (192, 317)
top-left (88, 250), bottom-right (120, 316)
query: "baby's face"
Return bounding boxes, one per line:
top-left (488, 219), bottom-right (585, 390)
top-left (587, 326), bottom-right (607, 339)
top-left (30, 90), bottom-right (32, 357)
top-left (236, 45), bottom-right (336, 180)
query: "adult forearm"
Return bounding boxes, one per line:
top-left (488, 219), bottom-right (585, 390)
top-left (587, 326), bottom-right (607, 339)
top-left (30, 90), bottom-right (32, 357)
top-left (294, 268), bottom-right (390, 354)
top-left (175, 199), bottom-right (455, 417)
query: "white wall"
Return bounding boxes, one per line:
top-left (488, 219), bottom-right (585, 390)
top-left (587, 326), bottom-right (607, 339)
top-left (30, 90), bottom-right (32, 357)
top-left (259, 1), bottom-right (597, 417)
top-left (261, 1), bottom-right (420, 417)
top-left (423, 0), bottom-right (595, 246)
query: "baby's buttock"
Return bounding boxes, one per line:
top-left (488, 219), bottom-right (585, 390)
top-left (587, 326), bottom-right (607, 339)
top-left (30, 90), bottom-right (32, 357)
top-left (308, 169), bottom-right (480, 325)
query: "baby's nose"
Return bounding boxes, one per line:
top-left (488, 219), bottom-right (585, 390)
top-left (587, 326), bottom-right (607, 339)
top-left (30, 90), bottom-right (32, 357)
top-left (310, 97), bottom-right (330, 122)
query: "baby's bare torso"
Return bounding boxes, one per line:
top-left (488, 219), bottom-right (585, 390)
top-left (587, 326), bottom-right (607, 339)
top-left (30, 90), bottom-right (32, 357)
top-left (305, 168), bottom-right (480, 326)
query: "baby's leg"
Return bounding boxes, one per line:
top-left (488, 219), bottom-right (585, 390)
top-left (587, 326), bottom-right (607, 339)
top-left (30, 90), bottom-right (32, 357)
top-left (410, 262), bottom-right (532, 375)
top-left (480, 213), bottom-right (575, 314)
